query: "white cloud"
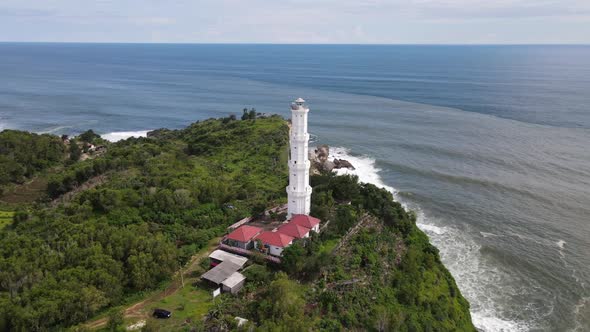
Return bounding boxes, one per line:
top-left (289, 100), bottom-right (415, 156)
top-left (129, 17), bottom-right (175, 26)
top-left (0, 0), bottom-right (589, 43)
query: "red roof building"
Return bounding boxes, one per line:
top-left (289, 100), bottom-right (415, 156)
top-left (255, 231), bottom-right (294, 257)
top-left (277, 222), bottom-right (311, 239)
top-left (255, 231), bottom-right (294, 247)
top-left (224, 225), bottom-right (263, 250)
top-left (227, 225), bottom-right (263, 242)
top-left (290, 214), bottom-right (321, 232)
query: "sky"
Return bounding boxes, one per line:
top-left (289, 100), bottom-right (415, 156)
top-left (0, 0), bottom-right (589, 44)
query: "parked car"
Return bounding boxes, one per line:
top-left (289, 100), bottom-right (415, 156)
top-left (153, 308), bottom-right (171, 319)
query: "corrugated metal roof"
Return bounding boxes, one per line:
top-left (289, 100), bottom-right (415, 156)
top-left (201, 261), bottom-right (241, 285)
top-left (221, 272), bottom-right (246, 288)
top-left (208, 250), bottom-right (248, 267)
top-left (228, 217), bottom-right (253, 230)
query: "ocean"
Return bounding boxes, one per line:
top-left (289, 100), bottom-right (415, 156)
top-left (1, 43), bottom-right (589, 331)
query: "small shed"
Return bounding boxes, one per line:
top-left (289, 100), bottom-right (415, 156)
top-left (221, 272), bottom-right (246, 294)
top-left (201, 261), bottom-right (241, 286)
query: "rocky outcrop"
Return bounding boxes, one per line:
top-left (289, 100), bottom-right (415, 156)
top-left (322, 160), bottom-right (335, 172)
top-left (316, 145), bottom-right (330, 163)
top-left (333, 158), bottom-right (355, 170)
top-left (309, 144), bottom-right (355, 174)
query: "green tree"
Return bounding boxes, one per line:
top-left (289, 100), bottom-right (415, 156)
top-left (79, 129), bottom-right (100, 143)
top-left (69, 139), bottom-right (82, 162)
top-left (248, 108), bottom-right (257, 120)
top-left (106, 308), bottom-right (124, 332)
top-left (281, 242), bottom-right (306, 275)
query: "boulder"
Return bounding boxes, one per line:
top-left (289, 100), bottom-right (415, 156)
top-left (316, 145), bottom-right (330, 163)
top-left (322, 160), bottom-right (335, 172)
top-left (306, 144), bottom-right (355, 173)
top-left (308, 151), bottom-right (318, 163)
top-left (333, 158), bottom-right (355, 170)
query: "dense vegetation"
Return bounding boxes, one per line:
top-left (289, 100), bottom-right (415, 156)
top-left (204, 172), bottom-right (475, 331)
top-left (0, 130), bottom-right (65, 194)
top-left (0, 115), bottom-right (289, 331)
top-left (0, 115), bottom-right (474, 331)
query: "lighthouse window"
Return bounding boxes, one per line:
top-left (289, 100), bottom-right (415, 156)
top-left (294, 161), bottom-right (297, 164)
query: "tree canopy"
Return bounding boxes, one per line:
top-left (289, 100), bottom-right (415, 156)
top-left (0, 115), bottom-right (289, 331)
top-left (0, 130), bottom-right (65, 192)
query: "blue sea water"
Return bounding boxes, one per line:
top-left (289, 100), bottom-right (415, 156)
top-left (1, 43), bottom-right (589, 331)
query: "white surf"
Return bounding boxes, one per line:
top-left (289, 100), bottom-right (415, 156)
top-left (327, 146), bottom-right (531, 332)
top-left (102, 130), bottom-right (150, 142)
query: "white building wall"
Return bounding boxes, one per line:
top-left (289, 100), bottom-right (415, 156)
top-left (286, 99), bottom-right (312, 218)
top-left (269, 245), bottom-right (285, 257)
top-left (254, 241), bottom-right (290, 256)
top-left (222, 279), bottom-right (245, 294)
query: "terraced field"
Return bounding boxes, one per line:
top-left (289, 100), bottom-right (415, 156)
top-left (0, 210), bottom-right (13, 229)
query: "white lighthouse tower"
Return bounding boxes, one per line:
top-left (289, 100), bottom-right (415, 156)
top-left (286, 98), bottom-right (312, 219)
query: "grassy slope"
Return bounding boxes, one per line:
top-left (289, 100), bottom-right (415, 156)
top-left (0, 211), bottom-right (13, 230)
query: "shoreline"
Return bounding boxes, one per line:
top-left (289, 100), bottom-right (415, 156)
top-left (327, 146), bottom-right (530, 332)
top-left (101, 130), bottom-right (151, 142)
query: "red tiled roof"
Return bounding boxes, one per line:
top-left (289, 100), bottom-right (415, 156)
top-left (226, 225), bottom-right (263, 242)
top-left (290, 214), bottom-right (321, 229)
top-left (277, 222), bottom-right (311, 239)
top-left (255, 231), bottom-right (294, 248)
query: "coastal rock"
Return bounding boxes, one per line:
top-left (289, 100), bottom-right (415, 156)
top-left (308, 144), bottom-right (355, 172)
top-left (316, 145), bottom-right (330, 163)
top-left (308, 151), bottom-right (318, 163)
top-left (322, 160), bottom-right (335, 172)
top-left (333, 158), bottom-right (355, 170)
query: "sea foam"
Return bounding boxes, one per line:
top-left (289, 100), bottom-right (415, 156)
top-left (102, 130), bottom-right (150, 142)
top-left (328, 146), bottom-right (531, 332)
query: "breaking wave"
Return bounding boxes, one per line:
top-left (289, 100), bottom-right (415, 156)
top-left (327, 146), bottom-right (532, 332)
top-left (102, 130), bottom-right (150, 142)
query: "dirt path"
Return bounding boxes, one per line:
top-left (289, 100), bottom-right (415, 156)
top-left (333, 213), bottom-right (371, 253)
top-left (84, 237), bottom-right (221, 330)
top-left (50, 174), bottom-right (109, 207)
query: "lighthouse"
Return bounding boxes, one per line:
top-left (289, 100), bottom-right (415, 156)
top-left (286, 98), bottom-right (312, 219)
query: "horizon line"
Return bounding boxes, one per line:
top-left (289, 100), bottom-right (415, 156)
top-left (1, 41), bottom-right (589, 46)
